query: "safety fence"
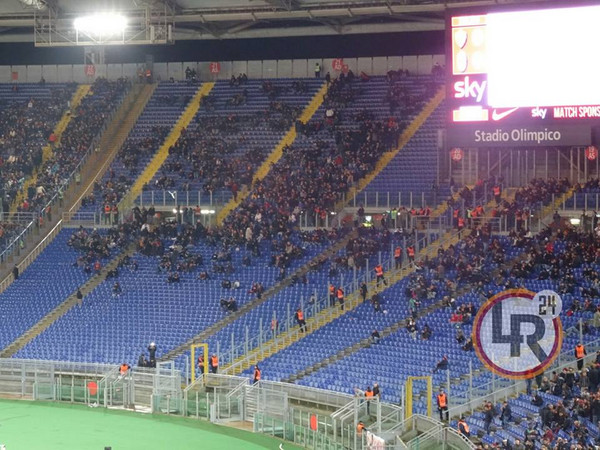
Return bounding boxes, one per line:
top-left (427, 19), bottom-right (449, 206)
top-left (446, 334), bottom-right (600, 421)
top-left (0, 358), bottom-right (479, 449)
top-left (0, 82), bottom-right (132, 268)
top-left (218, 229), bottom-right (445, 375)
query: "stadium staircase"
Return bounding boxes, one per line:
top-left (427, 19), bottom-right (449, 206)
top-left (284, 243), bottom-right (531, 387)
top-left (220, 229), bottom-right (462, 376)
top-left (535, 186), bottom-right (576, 224)
top-left (0, 84), bottom-right (155, 292)
top-left (118, 82), bottom-right (214, 212)
top-left (215, 81), bottom-right (328, 225)
top-left (68, 83), bottom-right (157, 214)
top-left (0, 241), bottom-right (138, 357)
top-left (334, 85), bottom-right (445, 212)
top-left (159, 228), bottom-right (358, 362)
top-left (210, 185), bottom-right (513, 378)
top-left (10, 84), bottom-right (91, 213)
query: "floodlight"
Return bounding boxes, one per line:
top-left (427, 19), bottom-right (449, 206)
top-left (74, 13), bottom-right (127, 36)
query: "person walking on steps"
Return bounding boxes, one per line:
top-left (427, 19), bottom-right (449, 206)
top-left (375, 264), bottom-right (387, 287)
top-left (437, 388), bottom-right (448, 421)
top-left (576, 342), bottom-right (587, 370)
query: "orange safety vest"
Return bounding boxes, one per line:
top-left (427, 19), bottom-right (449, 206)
top-left (407, 247), bottom-right (415, 257)
top-left (375, 265), bottom-right (384, 276)
top-left (120, 364), bottom-right (128, 375)
top-left (297, 311), bottom-right (304, 321)
top-left (365, 390), bottom-right (374, 398)
top-left (197, 356), bottom-right (203, 366)
top-left (453, 209), bottom-right (459, 219)
top-left (254, 368), bottom-right (261, 381)
top-left (457, 217), bottom-right (465, 227)
top-left (458, 420), bottom-right (469, 434)
top-left (211, 355), bottom-right (218, 367)
top-left (576, 345), bottom-right (585, 358)
top-left (329, 285), bottom-right (335, 294)
top-left (394, 247), bottom-right (402, 258)
top-left (145, 69), bottom-right (151, 77)
top-left (337, 288), bottom-right (344, 299)
top-left (493, 186), bottom-right (501, 196)
top-left (437, 393), bottom-right (447, 407)
top-left (104, 204), bottom-right (111, 214)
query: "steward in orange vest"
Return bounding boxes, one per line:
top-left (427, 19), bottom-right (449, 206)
top-left (336, 287), bottom-right (345, 311)
top-left (458, 418), bottom-right (470, 437)
top-left (437, 389), bottom-right (448, 421)
top-left (493, 185), bottom-right (501, 204)
top-left (197, 355), bottom-right (204, 374)
top-left (329, 284), bottom-right (336, 306)
top-left (210, 354), bottom-right (219, 374)
top-left (296, 308), bottom-right (306, 332)
top-left (394, 246), bottom-right (402, 269)
top-left (575, 343), bottom-right (586, 370)
top-left (253, 365), bottom-right (261, 384)
top-left (357, 421), bottom-right (365, 436)
top-left (407, 246), bottom-right (415, 263)
top-left (374, 264), bottom-right (387, 287)
top-left (365, 386), bottom-right (374, 414)
top-left (119, 363), bottom-right (130, 376)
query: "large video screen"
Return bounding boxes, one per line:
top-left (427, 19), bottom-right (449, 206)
top-left (448, 4), bottom-right (600, 124)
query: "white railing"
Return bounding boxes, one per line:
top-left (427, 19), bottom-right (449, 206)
top-left (447, 335), bottom-right (600, 420)
top-left (0, 82), bottom-right (132, 269)
top-left (221, 229), bottom-right (445, 374)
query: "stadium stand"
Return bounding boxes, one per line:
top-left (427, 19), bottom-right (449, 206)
top-left (0, 73), bottom-right (595, 450)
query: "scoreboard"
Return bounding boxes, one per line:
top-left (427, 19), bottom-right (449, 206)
top-left (446, 3), bottom-right (600, 147)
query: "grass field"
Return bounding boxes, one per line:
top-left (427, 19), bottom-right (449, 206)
top-left (0, 399), bottom-right (301, 449)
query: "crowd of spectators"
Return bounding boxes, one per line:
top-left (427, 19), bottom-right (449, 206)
top-left (68, 224), bottom-right (135, 275)
top-left (83, 124), bottom-right (171, 214)
top-left (0, 83), bottom-right (76, 208)
top-left (16, 78), bottom-right (128, 214)
top-left (219, 74), bottom-right (411, 253)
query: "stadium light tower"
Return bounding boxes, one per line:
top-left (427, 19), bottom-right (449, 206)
top-left (74, 13), bottom-right (128, 43)
top-left (34, 3), bottom-right (174, 47)
top-left (74, 13), bottom-right (127, 36)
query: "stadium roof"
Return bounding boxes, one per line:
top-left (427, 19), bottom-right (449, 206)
top-left (0, 0), bottom-right (552, 42)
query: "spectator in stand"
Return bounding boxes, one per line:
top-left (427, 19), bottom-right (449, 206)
top-left (433, 355), bottom-right (448, 373)
top-left (371, 329), bottom-right (380, 344)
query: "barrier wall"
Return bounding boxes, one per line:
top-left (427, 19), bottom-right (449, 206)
top-left (0, 54), bottom-right (445, 83)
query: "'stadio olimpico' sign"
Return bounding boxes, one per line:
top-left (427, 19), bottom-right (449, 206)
top-left (447, 124), bottom-right (591, 148)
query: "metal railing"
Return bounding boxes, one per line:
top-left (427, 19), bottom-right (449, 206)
top-left (0, 360), bottom-right (479, 449)
top-left (135, 189), bottom-right (231, 208)
top-left (447, 335), bottom-right (600, 420)
top-left (220, 229), bottom-right (443, 374)
top-left (0, 83), bottom-right (131, 267)
top-left (0, 218), bottom-right (63, 296)
top-left (559, 192), bottom-right (600, 211)
top-left (345, 191), bottom-right (442, 210)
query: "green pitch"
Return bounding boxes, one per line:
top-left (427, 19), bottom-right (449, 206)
top-left (0, 399), bottom-right (300, 449)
